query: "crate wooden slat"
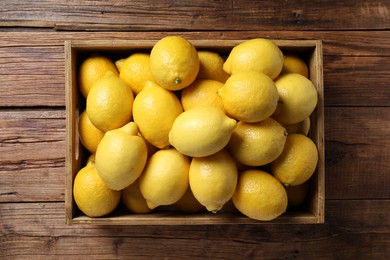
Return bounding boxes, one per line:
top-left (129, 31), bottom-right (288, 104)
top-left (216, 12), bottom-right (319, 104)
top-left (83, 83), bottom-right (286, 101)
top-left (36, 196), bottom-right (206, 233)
top-left (65, 39), bottom-right (324, 225)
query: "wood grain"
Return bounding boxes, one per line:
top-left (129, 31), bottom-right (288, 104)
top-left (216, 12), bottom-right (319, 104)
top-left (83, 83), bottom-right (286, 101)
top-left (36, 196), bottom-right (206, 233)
top-left (3, 233), bottom-right (389, 259)
top-left (1, 200), bottom-right (389, 258)
top-left (0, 109), bottom-right (65, 202)
top-left (0, 46), bottom-right (64, 107)
top-left (324, 55), bottom-right (390, 107)
top-left (325, 107), bottom-right (390, 199)
top-left (0, 0), bottom-right (389, 31)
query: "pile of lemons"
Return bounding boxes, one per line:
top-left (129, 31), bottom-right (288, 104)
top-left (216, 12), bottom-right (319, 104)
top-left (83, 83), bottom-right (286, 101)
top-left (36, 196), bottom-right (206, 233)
top-left (74, 36), bottom-right (318, 221)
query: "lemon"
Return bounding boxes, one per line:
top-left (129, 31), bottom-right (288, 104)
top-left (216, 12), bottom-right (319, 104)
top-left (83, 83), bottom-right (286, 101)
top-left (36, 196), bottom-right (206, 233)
top-left (86, 71), bottom-right (134, 132)
top-left (78, 110), bottom-right (105, 153)
top-left (232, 170), bottom-right (288, 221)
top-left (223, 38), bottom-right (284, 80)
top-left (117, 53), bottom-right (152, 95)
top-left (78, 54), bottom-right (119, 98)
top-left (150, 36), bottom-right (199, 90)
top-left (133, 80), bottom-right (183, 149)
top-left (272, 73), bottom-right (318, 125)
top-left (169, 106), bottom-right (237, 157)
top-left (95, 122), bottom-right (148, 191)
top-left (139, 148), bottom-right (190, 209)
top-left (73, 158), bottom-right (121, 217)
top-left (217, 71), bottom-right (279, 123)
top-left (270, 134), bottom-right (318, 186)
top-left (284, 117), bottom-right (310, 136)
top-left (285, 181), bottom-right (310, 208)
top-left (197, 51), bottom-right (230, 83)
top-left (228, 118), bottom-right (287, 166)
top-left (174, 187), bottom-right (205, 213)
top-left (181, 79), bottom-right (225, 111)
top-left (114, 58), bottom-right (125, 71)
top-left (189, 150), bottom-right (238, 212)
top-left (121, 179), bottom-right (152, 214)
top-left (281, 54), bottom-right (309, 78)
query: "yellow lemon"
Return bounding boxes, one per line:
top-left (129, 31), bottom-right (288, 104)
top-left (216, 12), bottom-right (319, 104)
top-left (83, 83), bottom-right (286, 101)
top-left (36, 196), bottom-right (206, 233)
top-left (181, 79), bottom-right (225, 111)
top-left (117, 53), bottom-right (153, 95)
top-left (217, 71), bottom-right (279, 122)
top-left (189, 150), bottom-right (238, 212)
top-left (139, 148), bottom-right (190, 209)
top-left (223, 38), bottom-right (284, 80)
top-left (285, 181), bottom-right (310, 208)
top-left (232, 170), bottom-right (288, 221)
top-left (95, 122), bottom-right (148, 190)
top-left (121, 179), bottom-right (152, 214)
top-left (197, 51), bottom-right (230, 83)
top-left (174, 187), bottom-right (205, 213)
top-left (272, 73), bottom-right (318, 125)
top-left (228, 118), bottom-right (287, 166)
top-left (281, 54), bottom-right (309, 78)
top-left (114, 58), bottom-right (125, 71)
top-left (150, 36), bottom-right (199, 90)
top-left (169, 106), bottom-right (237, 157)
top-left (78, 110), bottom-right (105, 153)
top-left (270, 134), bottom-right (318, 186)
top-left (86, 71), bottom-right (134, 132)
top-left (133, 80), bottom-right (183, 149)
top-left (73, 158), bottom-right (121, 217)
top-left (284, 117), bottom-right (311, 136)
top-left (78, 54), bottom-right (119, 98)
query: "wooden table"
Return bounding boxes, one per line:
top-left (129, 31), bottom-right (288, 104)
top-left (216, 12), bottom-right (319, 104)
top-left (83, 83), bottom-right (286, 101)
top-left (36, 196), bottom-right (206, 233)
top-left (1, 1), bottom-right (389, 258)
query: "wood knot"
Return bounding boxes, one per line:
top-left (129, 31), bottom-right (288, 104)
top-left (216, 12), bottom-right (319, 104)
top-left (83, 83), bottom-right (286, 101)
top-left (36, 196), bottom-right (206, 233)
top-left (113, 238), bottom-right (123, 253)
top-left (292, 9), bottom-right (304, 23)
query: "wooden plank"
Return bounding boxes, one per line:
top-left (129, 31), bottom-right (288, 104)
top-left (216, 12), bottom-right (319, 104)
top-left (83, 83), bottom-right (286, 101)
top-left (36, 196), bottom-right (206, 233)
top-left (0, 107), bottom-right (389, 203)
top-left (325, 107), bottom-right (390, 199)
top-left (0, 46), bottom-right (64, 107)
top-left (0, 168), bottom-right (64, 202)
top-left (2, 233), bottom-right (389, 259)
top-left (231, 0), bottom-right (390, 31)
top-left (0, 109), bottom-right (65, 202)
top-left (0, 0), bottom-right (388, 31)
top-left (0, 31), bottom-right (389, 57)
top-left (324, 55), bottom-right (390, 107)
top-left (1, 200), bottom-right (389, 258)
top-left (0, 32), bottom-right (389, 107)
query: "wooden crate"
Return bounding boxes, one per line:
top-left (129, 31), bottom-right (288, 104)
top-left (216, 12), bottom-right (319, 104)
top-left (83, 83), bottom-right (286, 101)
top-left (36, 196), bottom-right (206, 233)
top-left (65, 39), bottom-right (324, 225)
